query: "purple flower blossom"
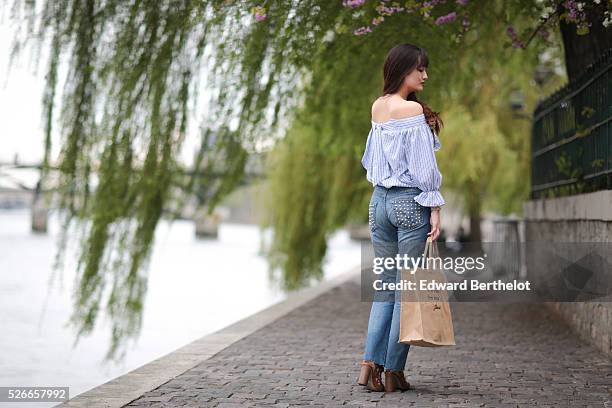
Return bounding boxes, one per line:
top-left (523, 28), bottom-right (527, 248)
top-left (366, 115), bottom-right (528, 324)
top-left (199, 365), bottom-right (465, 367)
top-left (435, 11), bottom-right (457, 25)
top-left (506, 25), bottom-right (525, 48)
top-left (456, 0), bottom-right (468, 5)
top-left (564, 0), bottom-right (579, 19)
top-left (253, 5), bottom-right (266, 22)
top-left (343, 0), bottom-right (366, 8)
top-left (537, 29), bottom-right (550, 40)
top-left (420, 0), bottom-right (439, 18)
top-left (376, 4), bottom-right (404, 15)
top-left (353, 26), bottom-right (373, 36)
top-left (372, 15), bottom-right (385, 26)
top-left (563, 0), bottom-right (587, 26)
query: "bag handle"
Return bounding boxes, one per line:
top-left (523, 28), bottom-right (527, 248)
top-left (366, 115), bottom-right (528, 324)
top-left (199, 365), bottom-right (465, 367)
top-left (423, 236), bottom-right (439, 260)
top-left (423, 236), bottom-right (432, 259)
top-left (431, 237), bottom-right (440, 259)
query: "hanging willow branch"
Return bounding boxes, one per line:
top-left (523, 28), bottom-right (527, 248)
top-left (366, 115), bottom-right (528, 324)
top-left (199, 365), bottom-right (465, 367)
top-left (4, 0), bottom-right (357, 361)
top-left (4, 0), bottom-right (568, 360)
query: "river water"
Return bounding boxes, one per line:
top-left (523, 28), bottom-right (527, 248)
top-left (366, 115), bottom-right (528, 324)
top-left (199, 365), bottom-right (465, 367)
top-left (0, 209), bottom-right (361, 405)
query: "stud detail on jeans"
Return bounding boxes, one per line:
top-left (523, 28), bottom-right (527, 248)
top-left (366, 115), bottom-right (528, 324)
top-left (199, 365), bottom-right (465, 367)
top-left (368, 203), bottom-right (377, 231)
top-left (392, 199), bottom-right (423, 229)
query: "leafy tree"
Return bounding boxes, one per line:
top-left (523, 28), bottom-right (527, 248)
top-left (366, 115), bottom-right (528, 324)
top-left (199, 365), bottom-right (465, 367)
top-left (3, 0), bottom-right (608, 359)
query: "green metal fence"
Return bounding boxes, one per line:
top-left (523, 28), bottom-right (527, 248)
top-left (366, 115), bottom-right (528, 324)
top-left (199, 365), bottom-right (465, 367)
top-left (531, 47), bottom-right (612, 200)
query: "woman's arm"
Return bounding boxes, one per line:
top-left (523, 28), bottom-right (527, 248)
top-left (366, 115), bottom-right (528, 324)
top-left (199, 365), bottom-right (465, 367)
top-left (406, 127), bottom-right (445, 208)
top-left (406, 126), bottom-right (444, 241)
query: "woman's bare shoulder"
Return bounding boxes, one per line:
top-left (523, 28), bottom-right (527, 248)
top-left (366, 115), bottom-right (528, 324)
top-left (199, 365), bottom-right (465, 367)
top-left (393, 100), bottom-right (423, 117)
top-left (371, 97), bottom-right (387, 121)
top-left (372, 96), bottom-right (422, 121)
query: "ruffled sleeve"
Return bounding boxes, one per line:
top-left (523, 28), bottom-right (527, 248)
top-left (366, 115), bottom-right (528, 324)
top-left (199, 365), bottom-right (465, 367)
top-left (405, 126), bottom-right (445, 207)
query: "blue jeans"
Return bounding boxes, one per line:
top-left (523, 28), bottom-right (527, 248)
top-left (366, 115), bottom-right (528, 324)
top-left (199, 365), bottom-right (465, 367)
top-left (362, 185), bottom-right (431, 371)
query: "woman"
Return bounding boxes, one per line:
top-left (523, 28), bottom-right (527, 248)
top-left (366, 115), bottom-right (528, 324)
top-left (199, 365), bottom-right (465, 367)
top-left (358, 43), bottom-right (445, 392)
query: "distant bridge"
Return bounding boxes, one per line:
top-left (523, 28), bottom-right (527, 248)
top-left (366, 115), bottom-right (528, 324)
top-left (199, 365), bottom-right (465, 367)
top-left (0, 156), bottom-right (267, 236)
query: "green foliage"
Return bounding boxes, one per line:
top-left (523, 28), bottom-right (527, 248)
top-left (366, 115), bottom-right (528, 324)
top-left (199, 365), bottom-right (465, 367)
top-left (261, 9), bottom-right (463, 290)
top-left (7, 0), bottom-right (213, 361)
top-left (435, 8), bottom-right (556, 217)
top-left (3, 0), bottom-right (570, 359)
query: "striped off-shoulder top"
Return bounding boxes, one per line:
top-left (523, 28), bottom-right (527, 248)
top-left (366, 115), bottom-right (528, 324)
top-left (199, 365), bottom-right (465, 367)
top-left (360, 113), bottom-right (445, 207)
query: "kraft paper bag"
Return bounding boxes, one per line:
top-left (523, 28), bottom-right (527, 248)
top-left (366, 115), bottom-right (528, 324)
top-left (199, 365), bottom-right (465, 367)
top-left (399, 237), bottom-right (456, 347)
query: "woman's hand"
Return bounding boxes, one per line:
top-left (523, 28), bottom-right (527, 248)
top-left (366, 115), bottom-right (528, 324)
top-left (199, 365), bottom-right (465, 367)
top-left (427, 208), bottom-right (441, 241)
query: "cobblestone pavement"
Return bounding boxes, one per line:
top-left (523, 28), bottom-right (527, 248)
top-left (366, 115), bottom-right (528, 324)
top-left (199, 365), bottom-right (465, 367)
top-left (125, 276), bottom-right (612, 407)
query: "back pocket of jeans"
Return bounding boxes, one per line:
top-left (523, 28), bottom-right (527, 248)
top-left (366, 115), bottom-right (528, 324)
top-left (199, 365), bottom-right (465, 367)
top-left (391, 198), bottom-right (425, 230)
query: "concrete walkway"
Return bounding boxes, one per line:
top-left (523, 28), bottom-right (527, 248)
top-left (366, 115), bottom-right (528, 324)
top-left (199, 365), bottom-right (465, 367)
top-left (116, 272), bottom-right (611, 407)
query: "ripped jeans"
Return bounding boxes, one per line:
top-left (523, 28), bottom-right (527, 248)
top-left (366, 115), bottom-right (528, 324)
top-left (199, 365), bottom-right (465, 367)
top-left (362, 185), bottom-right (431, 371)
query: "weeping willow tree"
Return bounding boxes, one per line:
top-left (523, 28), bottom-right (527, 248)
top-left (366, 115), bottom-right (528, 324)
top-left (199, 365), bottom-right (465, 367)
top-left (262, 13), bottom-right (460, 290)
top-left (5, 0), bottom-right (365, 362)
top-left (3, 0), bottom-right (600, 360)
top-left (263, 0), bottom-right (567, 286)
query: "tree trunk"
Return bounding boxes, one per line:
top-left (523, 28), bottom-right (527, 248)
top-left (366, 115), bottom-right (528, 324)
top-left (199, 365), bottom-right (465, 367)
top-left (468, 206), bottom-right (482, 243)
top-left (558, 1), bottom-right (612, 82)
top-left (466, 181), bottom-right (482, 243)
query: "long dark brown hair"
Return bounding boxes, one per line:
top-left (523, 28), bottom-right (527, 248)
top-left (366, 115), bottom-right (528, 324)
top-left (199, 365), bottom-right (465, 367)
top-left (382, 44), bottom-right (443, 135)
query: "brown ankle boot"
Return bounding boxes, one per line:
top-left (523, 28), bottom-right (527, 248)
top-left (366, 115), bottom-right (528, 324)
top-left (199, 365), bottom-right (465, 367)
top-left (357, 361), bottom-right (385, 392)
top-left (384, 369), bottom-right (411, 392)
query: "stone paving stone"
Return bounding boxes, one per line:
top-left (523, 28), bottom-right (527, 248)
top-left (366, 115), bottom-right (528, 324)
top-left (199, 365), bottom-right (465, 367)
top-left (124, 277), bottom-right (612, 407)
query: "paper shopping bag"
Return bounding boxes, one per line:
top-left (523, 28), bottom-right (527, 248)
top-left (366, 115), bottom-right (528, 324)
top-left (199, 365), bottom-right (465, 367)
top-left (399, 237), bottom-right (456, 347)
